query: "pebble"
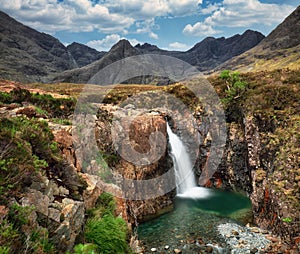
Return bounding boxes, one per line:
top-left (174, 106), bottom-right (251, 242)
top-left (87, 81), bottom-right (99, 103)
top-left (218, 223), bottom-right (271, 254)
top-left (250, 247), bottom-right (258, 253)
top-left (173, 248), bottom-right (182, 254)
top-left (164, 245), bottom-right (170, 250)
top-left (150, 247), bottom-right (157, 252)
top-left (206, 245), bottom-right (213, 253)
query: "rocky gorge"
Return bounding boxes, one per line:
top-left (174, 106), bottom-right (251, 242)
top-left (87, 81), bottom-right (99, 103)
top-left (0, 69), bottom-right (299, 253)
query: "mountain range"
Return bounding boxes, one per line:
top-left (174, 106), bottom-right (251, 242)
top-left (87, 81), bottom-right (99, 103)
top-left (219, 5), bottom-right (300, 72)
top-left (0, 6), bottom-right (299, 84)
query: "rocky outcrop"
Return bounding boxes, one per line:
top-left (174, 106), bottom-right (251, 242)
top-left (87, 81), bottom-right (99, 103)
top-left (209, 71), bottom-right (300, 246)
top-left (95, 104), bottom-right (175, 223)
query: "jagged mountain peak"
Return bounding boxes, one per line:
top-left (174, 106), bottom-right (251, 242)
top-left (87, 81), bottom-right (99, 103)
top-left (261, 5), bottom-right (300, 50)
top-left (135, 43), bottom-right (160, 51)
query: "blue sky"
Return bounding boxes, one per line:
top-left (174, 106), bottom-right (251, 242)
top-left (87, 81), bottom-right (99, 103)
top-left (0, 0), bottom-right (298, 51)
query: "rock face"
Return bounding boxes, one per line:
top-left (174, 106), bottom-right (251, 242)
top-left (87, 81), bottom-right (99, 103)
top-left (0, 11), bottom-right (106, 83)
top-left (95, 105), bottom-right (175, 223)
top-left (179, 30), bottom-right (265, 71)
top-left (53, 40), bottom-right (140, 83)
top-left (209, 70), bottom-right (300, 246)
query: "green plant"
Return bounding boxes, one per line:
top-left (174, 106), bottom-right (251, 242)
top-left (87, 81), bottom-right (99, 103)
top-left (81, 193), bottom-right (131, 254)
top-left (85, 215), bottom-right (129, 254)
top-left (74, 243), bottom-right (99, 254)
top-left (220, 70), bottom-right (247, 104)
top-left (0, 117), bottom-right (63, 203)
top-left (282, 217), bottom-right (292, 223)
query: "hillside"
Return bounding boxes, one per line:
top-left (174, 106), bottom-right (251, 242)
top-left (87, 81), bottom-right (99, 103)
top-left (0, 11), bottom-right (105, 83)
top-left (219, 5), bottom-right (300, 72)
top-left (67, 42), bottom-right (106, 68)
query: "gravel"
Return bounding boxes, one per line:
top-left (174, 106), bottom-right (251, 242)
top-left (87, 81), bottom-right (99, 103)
top-left (218, 223), bottom-right (271, 254)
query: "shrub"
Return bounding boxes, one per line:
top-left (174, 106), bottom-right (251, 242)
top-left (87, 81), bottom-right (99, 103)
top-left (220, 70), bottom-right (247, 105)
top-left (0, 88), bottom-right (76, 118)
top-left (0, 117), bottom-right (61, 203)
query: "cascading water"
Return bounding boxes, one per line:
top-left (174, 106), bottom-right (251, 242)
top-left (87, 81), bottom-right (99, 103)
top-left (138, 123), bottom-right (253, 253)
top-left (167, 122), bottom-right (211, 199)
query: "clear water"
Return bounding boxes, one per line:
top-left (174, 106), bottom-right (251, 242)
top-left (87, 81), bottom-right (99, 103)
top-left (137, 188), bottom-right (252, 253)
top-left (136, 124), bottom-right (253, 253)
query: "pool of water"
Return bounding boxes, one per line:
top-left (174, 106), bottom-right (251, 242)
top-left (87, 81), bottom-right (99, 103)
top-left (137, 187), bottom-right (252, 253)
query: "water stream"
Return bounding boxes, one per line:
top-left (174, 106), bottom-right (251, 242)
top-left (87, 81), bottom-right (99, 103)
top-left (137, 124), bottom-right (253, 253)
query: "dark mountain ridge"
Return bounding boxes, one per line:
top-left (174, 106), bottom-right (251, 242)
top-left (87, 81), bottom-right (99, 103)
top-left (54, 30), bottom-right (265, 83)
top-left (219, 5), bottom-right (300, 72)
top-left (0, 11), bottom-right (106, 83)
top-left (0, 10), bottom-right (269, 83)
top-left (67, 42), bottom-right (106, 68)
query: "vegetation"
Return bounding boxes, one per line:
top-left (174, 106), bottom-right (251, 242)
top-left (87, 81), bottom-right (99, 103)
top-left (74, 192), bottom-right (131, 254)
top-left (0, 87), bottom-right (76, 118)
top-left (0, 204), bottom-right (54, 253)
top-left (0, 117), bottom-right (62, 203)
top-left (219, 70), bottom-right (247, 105)
top-left (0, 116), bottom-right (63, 252)
top-left (210, 68), bottom-right (300, 240)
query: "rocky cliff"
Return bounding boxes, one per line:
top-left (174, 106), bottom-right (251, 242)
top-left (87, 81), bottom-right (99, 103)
top-left (0, 71), bottom-right (299, 252)
top-left (208, 69), bottom-right (300, 248)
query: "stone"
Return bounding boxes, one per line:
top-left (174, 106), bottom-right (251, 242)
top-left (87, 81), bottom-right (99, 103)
top-left (173, 249), bottom-right (182, 254)
top-left (164, 245), bottom-right (170, 250)
top-left (231, 230), bottom-right (239, 236)
top-left (206, 246), bottom-right (213, 253)
top-left (151, 247), bottom-right (157, 252)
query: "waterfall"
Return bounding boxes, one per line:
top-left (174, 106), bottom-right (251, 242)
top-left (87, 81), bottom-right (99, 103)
top-left (167, 123), bottom-right (211, 199)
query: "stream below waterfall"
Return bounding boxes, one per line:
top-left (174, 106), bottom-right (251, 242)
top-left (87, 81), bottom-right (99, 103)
top-left (137, 124), bottom-right (256, 253)
top-left (137, 187), bottom-right (253, 254)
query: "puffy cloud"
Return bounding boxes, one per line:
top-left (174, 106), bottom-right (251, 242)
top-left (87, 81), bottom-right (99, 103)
top-left (86, 34), bottom-right (141, 51)
top-left (0, 0), bottom-right (202, 39)
top-left (106, 0), bottom-right (202, 19)
top-left (135, 19), bottom-right (159, 39)
top-left (0, 0), bottom-right (134, 34)
top-left (183, 0), bottom-right (295, 37)
top-left (183, 22), bottom-right (220, 36)
top-left (168, 42), bottom-right (190, 51)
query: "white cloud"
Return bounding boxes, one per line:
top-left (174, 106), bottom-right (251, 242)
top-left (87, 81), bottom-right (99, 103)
top-left (0, 0), bottom-right (203, 40)
top-left (135, 19), bottom-right (159, 39)
top-left (168, 42), bottom-right (190, 51)
top-left (183, 22), bottom-right (220, 36)
top-left (87, 34), bottom-right (121, 51)
top-left (86, 34), bottom-right (141, 51)
top-left (183, 0), bottom-right (295, 37)
top-left (0, 0), bottom-right (134, 34)
top-left (106, 0), bottom-right (202, 19)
